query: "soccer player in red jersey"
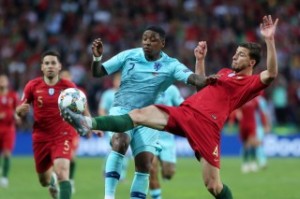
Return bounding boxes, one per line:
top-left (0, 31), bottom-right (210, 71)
top-left (229, 95), bottom-right (269, 173)
top-left (16, 50), bottom-right (89, 199)
top-left (59, 70), bottom-right (81, 194)
top-left (62, 15), bottom-right (278, 199)
top-left (0, 74), bottom-right (20, 188)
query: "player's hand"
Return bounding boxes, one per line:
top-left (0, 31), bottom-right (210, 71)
top-left (194, 41), bottom-right (207, 61)
top-left (16, 99), bottom-right (30, 117)
top-left (205, 74), bottom-right (219, 85)
top-left (92, 38), bottom-right (103, 57)
top-left (93, 130), bottom-right (104, 137)
top-left (260, 15), bottom-right (279, 40)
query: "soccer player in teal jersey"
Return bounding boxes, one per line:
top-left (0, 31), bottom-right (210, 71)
top-left (149, 85), bottom-right (184, 199)
top-left (255, 94), bottom-right (271, 169)
top-left (98, 73), bottom-right (130, 182)
top-left (89, 26), bottom-right (213, 199)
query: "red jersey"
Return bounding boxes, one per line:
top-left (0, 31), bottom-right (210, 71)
top-left (0, 91), bottom-right (19, 132)
top-left (239, 97), bottom-right (259, 129)
top-left (21, 77), bottom-right (77, 142)
top-left (182, 68), bottom-right (268, 131)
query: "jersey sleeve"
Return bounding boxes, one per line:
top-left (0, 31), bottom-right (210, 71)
top-left (173, 62), bottom-right (193, 84)
top-left (21, 82), bottom-right (34, 104)
top-left (102, 51), bottom-right (128, 75)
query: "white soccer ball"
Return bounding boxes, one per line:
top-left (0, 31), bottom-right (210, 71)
top-left (58, 88), bottom-right (87, 114)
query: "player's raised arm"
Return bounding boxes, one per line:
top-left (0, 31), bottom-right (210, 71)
top-left (91, 38), bottom-right (108, 77)
top-left (259, 15), bottom-right (279, 85)
top-left (194, 41), bottom-right (207, 77)
top-left (187, 41), bottom-right (218, 91)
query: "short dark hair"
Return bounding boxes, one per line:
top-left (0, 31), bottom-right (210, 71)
top-left (239, 42), bottom-right (261, 67)
top-left (41, 50), bottom-right (61, 63)
top-left (145, 26), bottom-right (166, 40)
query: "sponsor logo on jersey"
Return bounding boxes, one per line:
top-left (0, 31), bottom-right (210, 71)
top-left (36, 90), bottom-right (43, 93)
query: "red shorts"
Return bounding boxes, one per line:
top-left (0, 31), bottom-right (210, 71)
top-left (0, 131), bottom-right (16, 151)
top-left (155, 105), bottom-right (221, 168)
top-left (239, 124), bottom-right (256, 142)
top-left (33, 137), bottom-right (73, 173)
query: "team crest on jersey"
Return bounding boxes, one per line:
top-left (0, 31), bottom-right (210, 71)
top-left (48, 88), bottom-right (55, 95)
top-left (154, 62), bottom-right (162, 71)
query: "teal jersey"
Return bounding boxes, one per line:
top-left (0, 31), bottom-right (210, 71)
top-left (255, 96), bottom-right (269, 127)
top-left (155, 84), bottom-right (184, 106)
top-left (99, 89), bottom-right (116, 114)
top-left (102, 48), bottom-right (193, 110)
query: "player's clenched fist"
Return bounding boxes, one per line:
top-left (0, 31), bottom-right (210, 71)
top-left (92, 38), bottom-right (103, 57)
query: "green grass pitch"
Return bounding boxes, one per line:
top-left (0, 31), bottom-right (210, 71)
top-left (0, 157), bottom-right (299, 199)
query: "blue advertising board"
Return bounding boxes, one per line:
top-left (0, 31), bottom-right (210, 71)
top-left (13, 131), bottom-right (300, 157)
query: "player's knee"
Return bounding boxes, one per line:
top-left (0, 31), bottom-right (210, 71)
top-left (111, 135), bottom-right (130, 153)
top-left (55, 169), bottom-right (69, 181)
top-left (204, 179), bottom-right (220, 196)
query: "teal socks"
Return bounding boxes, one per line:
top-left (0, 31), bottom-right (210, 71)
top-left (149, 188), bottom-right (162, 199)
top-left (130, 172), bottom-right (149, 199)
top-left (105, 151), bottom-right (125, 197)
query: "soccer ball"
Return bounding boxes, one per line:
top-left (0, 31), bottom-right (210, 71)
top-left (58, 88), bottom-right (87, 114)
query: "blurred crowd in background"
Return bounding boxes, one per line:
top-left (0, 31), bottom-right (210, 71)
top-left (0, 0), bottom-right (300, 131)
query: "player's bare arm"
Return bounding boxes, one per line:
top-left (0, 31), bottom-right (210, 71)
top-left (91, 38), bottom-right (107, 77)
top-left (187, 74), bottom-right (218, 91)
top-left (194, 41), bottom-right (207, 76)
top-left (259, 15), bottom-right (279, 85)
top-left (188, 41), bottom-right (218, 90)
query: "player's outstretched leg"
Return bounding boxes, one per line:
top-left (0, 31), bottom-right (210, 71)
top-left (61, 108), bottom-right (92, 136)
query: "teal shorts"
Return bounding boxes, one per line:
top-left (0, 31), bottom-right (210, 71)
top-left (109, 106), bottom-right (161, 157)
top-left (156, 131), bottom-right (176, 163)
